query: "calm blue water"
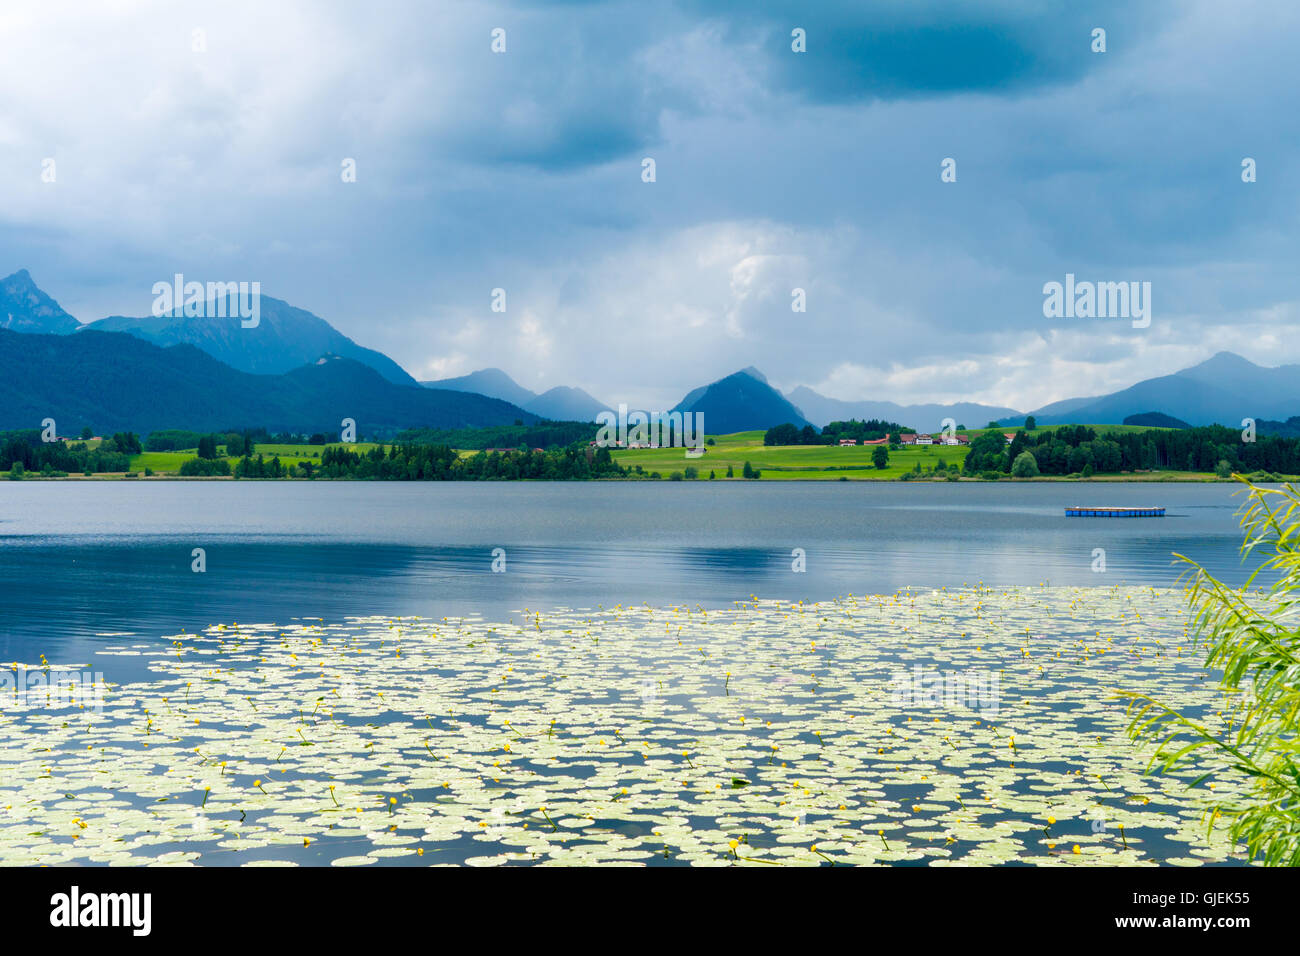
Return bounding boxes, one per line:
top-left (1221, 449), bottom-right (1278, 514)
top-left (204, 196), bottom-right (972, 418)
top-left (0, 481), bottom-right (1265, 679)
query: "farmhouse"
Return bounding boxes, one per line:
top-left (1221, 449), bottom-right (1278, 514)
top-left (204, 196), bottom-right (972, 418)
top-left (838, 439), bottom-right (858, 446)
top-left (899, 433), bottom-right (917, 445)
top-left (1004, 433), bottom-right (1016, 445)
top-left (861, 435), bottom-right (890, 445)
top-left (914, 434), bottom-right (934, 445)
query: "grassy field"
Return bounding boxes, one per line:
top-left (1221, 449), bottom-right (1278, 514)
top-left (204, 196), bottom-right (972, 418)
top-left (130, 451), bottom-right (195, 473)
top-left (611, 431), bottom-right (962, 479)
top-left (609, 428), bottom-right (1244, 481)
top-left (127, 443), bottom-right (380, 475)
top-left (99, 427), bottom-right (1280, 482)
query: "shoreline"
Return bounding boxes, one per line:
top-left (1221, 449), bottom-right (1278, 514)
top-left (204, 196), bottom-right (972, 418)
top-left (3, 474), bottom-right (1275, 483)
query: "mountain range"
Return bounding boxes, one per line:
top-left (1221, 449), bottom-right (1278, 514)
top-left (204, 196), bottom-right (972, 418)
top-left (1001, 351), bottom-right (1300, 427)
top-left (1, 269), bottom-right (418, 387)
top-left (91, 293), bottom-right (419, 387)
top-left (786, 387), bottom-right (1019, 432)
top-left (0, 328), bottom-right (536, 436)
top-left (784, 352), bottom-right (1300, 431)
top-left (664, 355), bottom-right (1300, 434)
top-left (421, 368), bottom-right (609, 422)
top-left (3, 269), bottom-right (1298, 437)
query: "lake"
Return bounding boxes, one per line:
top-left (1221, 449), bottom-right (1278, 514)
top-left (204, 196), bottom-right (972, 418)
top-left (0, 481), bottom-right (1261, 679)
top-left (0, 481), bottom-right (1269, 867)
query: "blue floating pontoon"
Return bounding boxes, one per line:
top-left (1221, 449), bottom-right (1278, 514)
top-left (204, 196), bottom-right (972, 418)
top-left (1065, 506), bottom-right (1165, 517)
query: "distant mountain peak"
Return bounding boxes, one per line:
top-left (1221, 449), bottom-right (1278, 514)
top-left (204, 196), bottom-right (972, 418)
top-left (1190, 350), bottom-right (1258, 372)
top-left (788, 384), bottom-right (1022, 430)
top-left (1012, 349), bottom-right (1300, 427)
top-left (418, 369), bottom-right (609, 422)
top-left (524, 385), bottom-right (609, 422)
top-left (1, 269), bottom-right (81, 335)
top-left (421, 367), bottom-right (538, 408)
top-left (672, 368), bottom-right (808, 432)
top-left (86, 294), bottom-right (418, 386)
top-left (461, 367), bottom-right (528, 390)
top-left (0, 326), bottom-right (539, 434)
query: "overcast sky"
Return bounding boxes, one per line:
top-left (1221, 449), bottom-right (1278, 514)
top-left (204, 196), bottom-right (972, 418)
top-left (2, 0), bottom-right (1297, 411)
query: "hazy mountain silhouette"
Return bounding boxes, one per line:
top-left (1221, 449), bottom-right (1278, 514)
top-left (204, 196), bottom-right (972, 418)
top-left (786, 386), bottom-right (1021, 431)
top-left (421, 367), bottom-right (539, 407)
top-left (0, 270), bottom-right (82, 335)
top-left (1007, 352), bottom-right (1300, 426)
top-left (0, 328), bottom-right (536, 435)
top-left (90, 293), bottom-right (418, 387)
top-left (671, 369), bottom-right (811, 432)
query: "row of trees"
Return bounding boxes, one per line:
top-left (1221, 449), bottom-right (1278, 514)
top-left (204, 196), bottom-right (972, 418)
top-left (151, 429), bottom-right (260, 457)
top-left (197, 445), bottom-right (778, 481)
top-left (395, 422), bottom-right (599, 450)
top-left (964, 425), bottom-right (1300, 476)
top-left (824, 419), bottom-right (916, 442)
top-left (0, 431), bottom-right (140, 475)
top-left (195, 443), bottom-right (631, 481)
top-left (1105, 425), bottom-right (1300, 474)
top-left (763, 423), bottom-right (821, 446)
top-left (764, 419), bottom-right (914, 446)
top-left (179, 457), bottom-right (232, 476)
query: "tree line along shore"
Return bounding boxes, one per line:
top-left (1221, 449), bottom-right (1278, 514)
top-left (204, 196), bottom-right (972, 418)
top-left (1, 420), bottom-right (1297, 482)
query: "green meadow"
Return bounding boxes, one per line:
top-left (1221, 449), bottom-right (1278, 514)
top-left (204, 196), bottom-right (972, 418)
top-left (611, 431), bottom-right (957, 480)
top-left (609, 427), bottom-right (1224, 481)
top-left (128, 443), bottom-right (380, 475)
top-left (109, 426), bottom-right (1257, 481)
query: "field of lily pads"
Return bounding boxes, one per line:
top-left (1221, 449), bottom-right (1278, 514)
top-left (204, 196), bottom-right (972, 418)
top-left (0, 585), bottom-right (1259, 866)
